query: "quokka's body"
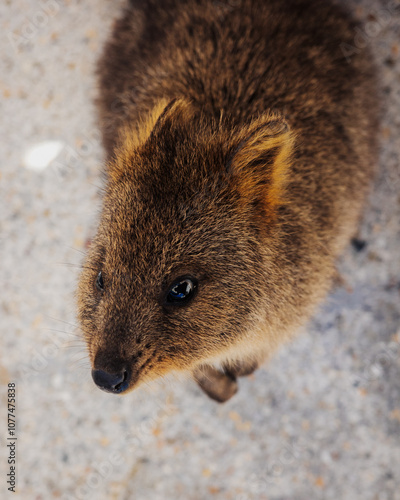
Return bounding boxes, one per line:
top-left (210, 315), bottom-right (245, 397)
top-left (77, 0), bottom-right (380, 401)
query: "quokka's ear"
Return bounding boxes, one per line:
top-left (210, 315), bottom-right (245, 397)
top-left (145, 97), bottom-right (196, 142)
top-left (228, 113), bottom-right (295, 224)
top-left (108, 98), bottom-right (195, 183)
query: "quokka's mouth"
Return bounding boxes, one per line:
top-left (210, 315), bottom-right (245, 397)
top-left (90, 352), bottom-right (159, 394)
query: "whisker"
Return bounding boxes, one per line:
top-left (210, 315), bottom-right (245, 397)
top-left (140, 378), bottom-right (155, 393)
top-left (45, 316), bottom-right (79, 329)
top-left (43, 328), bottom-right (82, 340)
top-left (55, 262), bottom-right (97, 273)
top-left (87, 181), bottom-right (106, 191)
top-left (73, 360), bottom-right (91, 368)
top-left (69, 356), bottom-right (90, 366)
top-left (66, 246), bottom-right (87, 255)
top-left (62, 342), bottom-right (86, 349)
top-left (54, 262), bottom-right (82, 269)
top-left (69, 350), bottom-right (89, 360)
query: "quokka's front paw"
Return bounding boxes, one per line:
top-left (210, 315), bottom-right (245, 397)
top-left (224, 359), bottom-right (259, 378)
top-left (193, 365), bottom-right (238, 403)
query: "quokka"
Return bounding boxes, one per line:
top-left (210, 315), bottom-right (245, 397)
top-left (77, 0), bottom-right (380, 402)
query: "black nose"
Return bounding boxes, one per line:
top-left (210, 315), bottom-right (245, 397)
top-left (91, 368), bottom-right (130, 394)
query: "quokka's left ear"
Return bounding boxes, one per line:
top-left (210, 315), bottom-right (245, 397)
top-left (107, 98), bottom-right (196, 183)
top-left (228, 113), bottom-right (296, 225)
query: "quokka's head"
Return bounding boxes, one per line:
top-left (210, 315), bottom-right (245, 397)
top-left (77, 98), bottom-right (295, 394)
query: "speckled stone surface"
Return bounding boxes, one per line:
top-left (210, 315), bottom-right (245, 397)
top-left (0, 1), bottom-right (399, 499)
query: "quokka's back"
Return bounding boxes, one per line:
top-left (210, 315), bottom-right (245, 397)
top-left (77, 0), bottom-right (380, 402)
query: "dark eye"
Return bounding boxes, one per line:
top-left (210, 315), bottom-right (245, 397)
top-left (166, 277), bottom-right (198, 305)
top-left (96, 271), bottom-right (104, 291)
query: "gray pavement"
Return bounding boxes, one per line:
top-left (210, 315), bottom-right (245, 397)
top-left (0, 1), bottom-right (399, 499)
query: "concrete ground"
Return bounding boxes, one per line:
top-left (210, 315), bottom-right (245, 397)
top-left (0, 0), bottom-right (399, 499)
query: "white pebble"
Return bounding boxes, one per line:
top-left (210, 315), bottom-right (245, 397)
top-left (23, 140), bottom-right (65, 171)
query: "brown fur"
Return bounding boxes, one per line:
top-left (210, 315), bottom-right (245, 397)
top-left (77, 0), bottom-right (380, 401)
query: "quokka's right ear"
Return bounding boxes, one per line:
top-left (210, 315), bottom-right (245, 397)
top-left (228, 113), bottom-right (296, 225)
top-left (107, 98), bottom-right (195, 183)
